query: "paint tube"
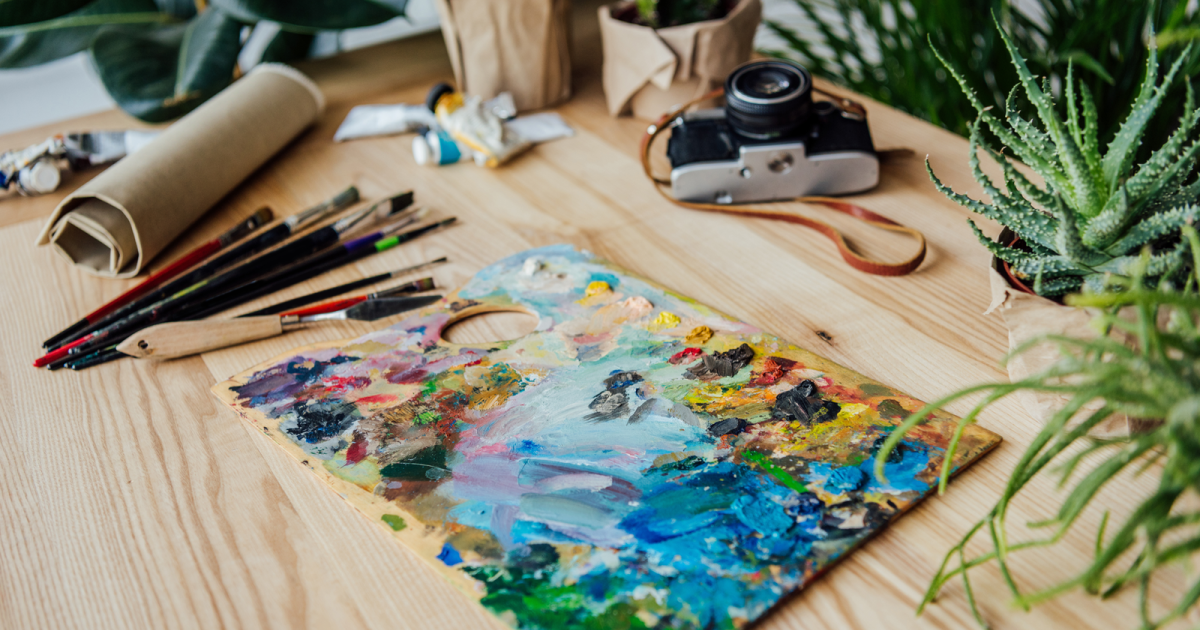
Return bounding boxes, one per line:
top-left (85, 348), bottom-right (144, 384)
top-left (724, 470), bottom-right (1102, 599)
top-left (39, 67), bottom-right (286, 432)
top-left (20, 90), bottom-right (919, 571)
top-left (503, 112), bottom-right (574, 144)
top-left (1, 130), bottom-right (159, 196)
top-left (412, 128), bottom-right (477, 166)
top-left (333, 104), bottom-right (438, 141)
top-left (431, 88), bottom-right (533, 168)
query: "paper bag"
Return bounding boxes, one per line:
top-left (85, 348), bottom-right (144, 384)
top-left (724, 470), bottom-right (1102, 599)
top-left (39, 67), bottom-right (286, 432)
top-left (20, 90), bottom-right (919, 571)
top-left (36, 64), bottom-right (323, 278)
top-left (434, 0), bottom-right (572, 112)
top-left (598, 0), bottom-right (762, 120)
top-left (985, 229), bottom-right (1133, 437)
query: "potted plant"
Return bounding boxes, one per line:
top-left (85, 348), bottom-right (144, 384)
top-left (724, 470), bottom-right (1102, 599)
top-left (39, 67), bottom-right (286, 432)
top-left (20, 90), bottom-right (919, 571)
top-left (432, 0), bottom-right (571, 112)
top-left (598, 0), bottom-right (762, 120)
top-left (874, 243), bottom-right (1200, 628)
top-left (0, 0), bottom-right (407, 122)
top-left (928, 20), bottom-right (1200, 432)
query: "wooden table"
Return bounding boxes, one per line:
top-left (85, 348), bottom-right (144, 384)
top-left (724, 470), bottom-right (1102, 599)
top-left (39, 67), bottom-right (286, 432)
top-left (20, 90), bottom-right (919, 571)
top-left (1, 7), bottom-right (1189, 629)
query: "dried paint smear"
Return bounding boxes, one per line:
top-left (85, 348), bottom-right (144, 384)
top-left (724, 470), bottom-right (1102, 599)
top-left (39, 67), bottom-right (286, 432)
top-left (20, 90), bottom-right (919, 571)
top-left (214, 244), bottom-right (999, 630)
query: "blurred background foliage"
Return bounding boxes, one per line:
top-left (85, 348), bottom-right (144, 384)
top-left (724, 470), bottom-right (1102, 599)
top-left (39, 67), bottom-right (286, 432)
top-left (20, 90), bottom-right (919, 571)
top-left (762, 0), bottom-right (1200, 155)
top-left (0, 0), bottom-right (409, 122)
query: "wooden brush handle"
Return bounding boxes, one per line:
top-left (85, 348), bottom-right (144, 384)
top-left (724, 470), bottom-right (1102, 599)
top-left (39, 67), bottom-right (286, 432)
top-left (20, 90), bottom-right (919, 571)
top-left (116, 317), bottom-right (283, 359)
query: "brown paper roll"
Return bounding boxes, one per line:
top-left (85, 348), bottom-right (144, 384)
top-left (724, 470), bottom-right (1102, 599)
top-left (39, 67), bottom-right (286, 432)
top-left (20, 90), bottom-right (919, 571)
top-left (36, 64), bottom-right (324, 278)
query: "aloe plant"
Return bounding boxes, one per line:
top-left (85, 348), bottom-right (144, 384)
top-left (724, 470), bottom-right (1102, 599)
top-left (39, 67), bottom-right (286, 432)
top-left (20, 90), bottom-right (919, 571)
top-left (633, 0), bottom-right (727, 29)
top-left (874, 238), bottom-right (1200, 628)
top-left (930, 20), bottom-right (1200, 296)
top-left (0, 0), bottom-right (408, 122)
top-left (762, 1), bottom-right (1200, 152)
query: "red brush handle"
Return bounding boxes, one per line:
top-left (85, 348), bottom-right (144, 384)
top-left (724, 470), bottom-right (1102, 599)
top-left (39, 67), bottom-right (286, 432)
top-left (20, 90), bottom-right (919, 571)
top-left (86, 239), bottom-right (222, 322)
top-left (280, 297), bottom-right (365, 318)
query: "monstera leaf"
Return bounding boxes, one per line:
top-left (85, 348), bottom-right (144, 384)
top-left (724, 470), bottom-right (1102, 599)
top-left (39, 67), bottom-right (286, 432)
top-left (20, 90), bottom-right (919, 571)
top-left (89, 6), bottom-right (243, 121)
top-left (0, 0), bottom-right (169, 67)
top-left (209, 0), bottom-right (403, 31)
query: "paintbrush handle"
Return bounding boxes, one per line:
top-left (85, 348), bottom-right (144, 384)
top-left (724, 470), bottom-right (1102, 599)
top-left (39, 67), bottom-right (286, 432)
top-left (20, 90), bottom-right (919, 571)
top-left (116, 316), bottom-right (284, 359)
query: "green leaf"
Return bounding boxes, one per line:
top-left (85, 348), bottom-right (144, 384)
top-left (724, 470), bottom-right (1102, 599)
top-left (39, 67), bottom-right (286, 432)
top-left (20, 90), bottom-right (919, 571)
top-left (89, 7), bottom-right (243, 122)
top-left (208, 0), bottom-right (403, 32)
top-left (1101, 47), bottom-right (1189, 188)
top-left (0, 0), bottom-right (96, 28)
top-left (1061, 49), bottom-right (1115, 84)
top-left (152, 0), bottom-right (195, 19)
top-left (0, 0), bottom-right (164, 68)
top-left (260, 27), bottom-right (312, 63)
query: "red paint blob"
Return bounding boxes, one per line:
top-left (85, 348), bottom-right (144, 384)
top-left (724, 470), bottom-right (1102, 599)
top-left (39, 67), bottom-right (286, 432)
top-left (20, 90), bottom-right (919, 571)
top-left (669, 347), bottom-right (704, 365)
top-left (346, 438), bottom-right (367, 465)
top-left (747, 356), bottom-right (799, 387)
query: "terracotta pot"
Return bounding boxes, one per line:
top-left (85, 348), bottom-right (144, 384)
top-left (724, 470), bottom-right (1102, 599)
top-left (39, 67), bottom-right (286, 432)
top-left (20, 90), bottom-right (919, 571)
top-left (597, 0), bottom-right (762, 120)
top-left (434, 0), bottom-right (572, 112)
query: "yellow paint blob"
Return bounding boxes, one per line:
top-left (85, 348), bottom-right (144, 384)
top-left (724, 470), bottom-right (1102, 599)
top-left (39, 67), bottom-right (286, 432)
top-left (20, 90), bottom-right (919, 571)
top-left (649, 311), bottom-right (681, 331)
top-left (585, 281), bottom-right (612, 297)
top-left (685, 325), bottom-right (713, 344)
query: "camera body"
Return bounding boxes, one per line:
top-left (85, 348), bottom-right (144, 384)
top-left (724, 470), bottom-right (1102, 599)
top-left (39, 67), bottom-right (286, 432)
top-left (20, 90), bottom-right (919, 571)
top-left (666, 60), bottom-right (878, 204)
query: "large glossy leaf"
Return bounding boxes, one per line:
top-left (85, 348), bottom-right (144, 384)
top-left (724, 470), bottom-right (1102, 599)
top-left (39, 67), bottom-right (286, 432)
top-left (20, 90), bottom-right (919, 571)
top-left (0, 0), bottom-right (97, 28)
top-left (90, 7), bottom-right (243, 122)
top-left (209, 0), bottom-right (402, 32)
top-left (152, 0), bottom-right (196, 19)
top-left (260, 28), bottom-right (313, 63)
top-left (0, 0), bottom-right (164, 68)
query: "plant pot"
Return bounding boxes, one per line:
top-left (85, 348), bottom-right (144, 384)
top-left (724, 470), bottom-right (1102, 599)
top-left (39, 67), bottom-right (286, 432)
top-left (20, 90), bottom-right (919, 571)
top-left (434, 0), bottom-right (572, 112)
top-left (598, 0), bottom-right (762, 120)
top-left (986, 229), bottom-right (1134, 437)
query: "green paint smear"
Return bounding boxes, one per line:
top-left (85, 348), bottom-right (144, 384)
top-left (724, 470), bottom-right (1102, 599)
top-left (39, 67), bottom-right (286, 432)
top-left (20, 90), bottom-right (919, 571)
top-left (381, 514), bottom-right (407, 531)
top-left (415, 410), bottom-right (441, 425)
top-left (743, 451), bottom-right (808, 493)
top-left (465, 566), bottom-right (651, 630)
top-left (859, 383), bottom-right (895, 397)
top-left (380, 445), bottom-right (449, 480)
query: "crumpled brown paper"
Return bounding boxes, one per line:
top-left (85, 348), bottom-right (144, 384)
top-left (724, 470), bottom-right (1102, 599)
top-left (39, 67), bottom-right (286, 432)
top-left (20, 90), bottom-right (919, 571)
top-left (598, 0), bottom-right (762, 120)
top-left (985, 230), bottom-right (1132, 437)
top-left (36, 64), bottom-right (323, 278)
top-left (434, 0), bottom-right (572, 112)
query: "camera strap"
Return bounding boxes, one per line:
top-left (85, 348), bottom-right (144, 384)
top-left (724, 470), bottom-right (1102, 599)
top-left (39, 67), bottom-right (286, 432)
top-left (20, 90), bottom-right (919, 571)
top-left (639, 88), bottom-right (926, 277)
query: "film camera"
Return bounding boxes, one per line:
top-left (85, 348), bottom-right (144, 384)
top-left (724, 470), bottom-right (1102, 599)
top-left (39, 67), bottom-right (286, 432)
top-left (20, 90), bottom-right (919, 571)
top-left (666, 59), bottom-right (878, 204)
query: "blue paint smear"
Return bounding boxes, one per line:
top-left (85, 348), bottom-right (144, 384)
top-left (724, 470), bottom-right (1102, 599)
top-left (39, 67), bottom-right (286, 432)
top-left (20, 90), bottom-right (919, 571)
top-left (437, 543), bottom-right (463, 566)
top-left (588, 272), bottom-right (621, 290)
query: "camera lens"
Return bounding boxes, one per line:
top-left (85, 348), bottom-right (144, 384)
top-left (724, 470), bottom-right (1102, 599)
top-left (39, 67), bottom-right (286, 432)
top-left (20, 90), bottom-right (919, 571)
top-left (724, 60), bottom-right (812, 140)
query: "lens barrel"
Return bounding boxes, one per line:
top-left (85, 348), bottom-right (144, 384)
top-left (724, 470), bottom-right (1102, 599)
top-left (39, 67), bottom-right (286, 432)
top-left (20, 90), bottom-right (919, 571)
top-left (724, 60), bottom-right (813, 139)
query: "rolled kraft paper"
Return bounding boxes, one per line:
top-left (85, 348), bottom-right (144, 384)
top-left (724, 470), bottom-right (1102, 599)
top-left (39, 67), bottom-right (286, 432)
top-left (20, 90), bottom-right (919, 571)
top-left (598, 0), bottom-right (762, 120)
top-left (36, 64), bottom-right (325, 278)
top-left (434, 0), bottom-right (571, 112)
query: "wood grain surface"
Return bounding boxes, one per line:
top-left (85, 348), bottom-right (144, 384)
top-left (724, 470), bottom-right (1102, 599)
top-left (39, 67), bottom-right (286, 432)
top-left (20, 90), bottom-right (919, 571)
top-left (1, 4), bottom-right (1194, 629)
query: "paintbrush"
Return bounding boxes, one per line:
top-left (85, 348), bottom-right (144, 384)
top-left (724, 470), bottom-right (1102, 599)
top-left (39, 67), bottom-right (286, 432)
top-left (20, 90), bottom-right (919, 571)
top-left (42, 185), bottom-right (359, 354)
top-left (58, 198), bottom-right (385, 360)
top-left (115, 295), bottom-right (443, 360)
top-left (204, 206), bottom-right (432, 312)
top-left (184, 217), bottom-right (456, 321)
top-left (64, 345), bottom-right (122, 370)
top-left (240, 257), bottom-right (445, 317)
top-left (270, 277), bottom-right (436, 317)
top-left (41, 207), bottom-right (275, 351)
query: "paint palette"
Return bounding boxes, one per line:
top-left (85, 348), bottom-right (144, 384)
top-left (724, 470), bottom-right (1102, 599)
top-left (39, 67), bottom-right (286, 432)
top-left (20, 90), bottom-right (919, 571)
top-left (213, 244), bottom-right (999, 630)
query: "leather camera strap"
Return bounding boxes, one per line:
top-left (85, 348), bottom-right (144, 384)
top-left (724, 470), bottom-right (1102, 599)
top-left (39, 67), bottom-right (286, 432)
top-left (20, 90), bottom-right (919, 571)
top-left (639, 88), bottom-right (926, 277)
